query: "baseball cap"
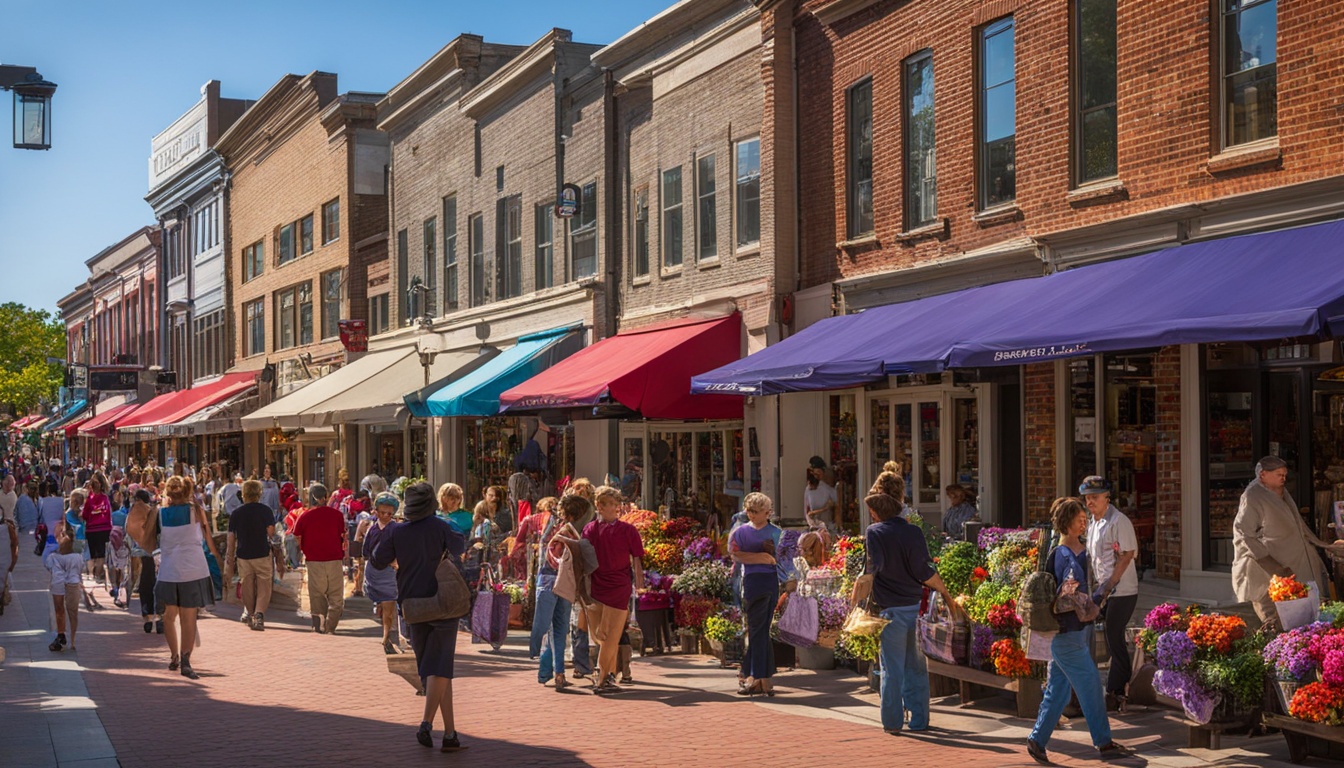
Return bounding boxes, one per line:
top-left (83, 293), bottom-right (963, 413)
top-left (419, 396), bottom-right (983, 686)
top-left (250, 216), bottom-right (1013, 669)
top-left (1078, 476), bottom-right (1112, 496)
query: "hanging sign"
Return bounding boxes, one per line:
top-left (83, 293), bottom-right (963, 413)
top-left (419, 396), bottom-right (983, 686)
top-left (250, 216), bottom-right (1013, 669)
top-left (555, 183), bottom-right (581, 218)
top-left (339, 319), bottom-right (368, 353)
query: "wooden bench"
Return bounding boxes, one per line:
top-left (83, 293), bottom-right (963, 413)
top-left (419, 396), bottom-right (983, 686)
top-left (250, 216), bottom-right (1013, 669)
top-left (927, 659), bottom-right (1043, 719)
top-left (1263, 713), bottom-right (1344, 764)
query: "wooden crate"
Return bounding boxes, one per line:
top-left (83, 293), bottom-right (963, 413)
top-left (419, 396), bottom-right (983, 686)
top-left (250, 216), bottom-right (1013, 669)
top-left (1263, 713), bottom-right (1344, 764)
top-left (927, 659), bottom-right (1043, 719)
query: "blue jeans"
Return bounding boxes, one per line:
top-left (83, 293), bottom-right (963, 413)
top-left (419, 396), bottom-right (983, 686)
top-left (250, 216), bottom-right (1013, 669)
top-left (878, 604), bottom-right (929, 731)
top-left (532, 587), bottom-right (571, 682)
top-left (571, 619), bottom-right (592, 677)
top-left (1030, 630), bottom-right (1113, 749)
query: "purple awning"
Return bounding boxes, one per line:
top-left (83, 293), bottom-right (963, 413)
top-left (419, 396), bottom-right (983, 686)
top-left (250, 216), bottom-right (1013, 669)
top-left (692, 218), bottom-right (1344, 395)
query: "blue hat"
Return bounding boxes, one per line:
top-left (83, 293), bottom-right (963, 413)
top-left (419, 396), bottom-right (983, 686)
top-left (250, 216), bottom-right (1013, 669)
top-left (1078, 476), bottom-right (1112, 496)
top-left (374, 491), bottom-right (400, 511)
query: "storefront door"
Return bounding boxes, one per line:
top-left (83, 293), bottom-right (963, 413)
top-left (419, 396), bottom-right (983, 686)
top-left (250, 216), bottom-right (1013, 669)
top-left (866, 388), bottom-right (984, 525)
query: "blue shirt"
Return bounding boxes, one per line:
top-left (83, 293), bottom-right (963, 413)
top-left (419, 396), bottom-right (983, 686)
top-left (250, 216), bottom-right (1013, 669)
top-left (866, 517), bottom-right (936, 608)
top-left (1049, 545), bottom-right (1093, 634)
top-left (729, 522), bottom-right (783, 577)
top-left (65, 510), bottom-right (86, 540)
top-left (111, 508), bottom-right (128, 528)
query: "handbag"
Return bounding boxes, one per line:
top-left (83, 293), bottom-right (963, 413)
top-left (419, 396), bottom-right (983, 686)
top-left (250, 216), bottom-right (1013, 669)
top-left (917, 591), bottom-right (970, 665)
top-left (470, 566), bottom-right (510, 647)
top-left (841, 600), bottom-right (890, 637)
top-left (778, 592), bottom-right (819, 648)
top-left (401, 549), bottom-right (472, 625)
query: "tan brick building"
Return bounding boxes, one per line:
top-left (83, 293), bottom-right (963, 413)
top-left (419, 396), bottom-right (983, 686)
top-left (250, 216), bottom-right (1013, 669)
top-left (217, 71), bottom-right (389, 484)
top-left (739, 0), bottom-right (1344, 600)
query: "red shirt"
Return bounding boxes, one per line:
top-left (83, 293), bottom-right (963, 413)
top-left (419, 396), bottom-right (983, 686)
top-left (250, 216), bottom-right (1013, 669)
top-left (83, 493), bottom-right (113, 532)
top-left (582, 518), bottom-right (644, 609)
top-left (292, 505), bottom-right (346, 562)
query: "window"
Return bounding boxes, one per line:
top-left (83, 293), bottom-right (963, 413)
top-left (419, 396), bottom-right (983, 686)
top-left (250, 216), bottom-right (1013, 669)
top-left (496, 196), bottom-right (522, 300)
top-left (278, 223), bottom-right (295, 265)
top-left (299, 214), bottom-right (314, 255)
top-left (369, 294), bottom-right (390, 336)
top-left (276, 283), bottom-right (312, 349)
top-left (632, 187), bottom-right (649, 278)
top-left (322, 198), bottom-right (340, 243)
top-left (245, 299), bottom-right (264, 357)
top-left (535, 202), bottom-right (554, 290)
top-left (696, 154), bottom-right (717, 260)
top-left (192, 203), bottom-right (218, 256)
top-left (980, 17), bottom-right (1016, 209)
top-left (396, 229), bottom-right (408, 325)
top-left (662, 166), bottom-right (683, 268)
top-left (1221, 0), bottom-right (1277, 148)
top-left (1076, 0), bottom-right (1117, 183)
top-left (469, 213), bottom-right (487, 307)
top-left (242, 240), bottom-right (264, 282)
top-left (321, 269), bottom-right (342, 340)
top-left (847, 80), bottom-right (874, 237)
top-left (192, 309), bottom-right (227, 379)
top-left (904, 53), bottom-right (937, 227)
top-left (298, 283), bottom-right (313, 345)
top-left (423, 217), bottom-right (437, 317)
top-left (734, 138), bottom-right (761, 247)
top-left (165, 226), bottom-right (184, 280)
top-left (443, 195), bottom-right (458, 312)
top-left (570, 182), bottom-right (597, 279)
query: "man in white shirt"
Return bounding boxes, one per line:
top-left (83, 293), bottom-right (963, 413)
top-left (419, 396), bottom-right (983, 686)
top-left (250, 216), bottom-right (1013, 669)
top-left (0, 475), bottom-right (16, 524)
top-left (803, 462), bottom-right (838, 531)
top-left (1081, 475), bottom-right (1138, 710)
top-left (219, 473), bottom-right (245, 518)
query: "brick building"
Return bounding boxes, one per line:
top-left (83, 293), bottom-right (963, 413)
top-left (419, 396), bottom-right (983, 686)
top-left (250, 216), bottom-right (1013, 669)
top-left (713, 0), bottom-right (1344, 601)
top-left (217, 71), bottom-right (389, 485)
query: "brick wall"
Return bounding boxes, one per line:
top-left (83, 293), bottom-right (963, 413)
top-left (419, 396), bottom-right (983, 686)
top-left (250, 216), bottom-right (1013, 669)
top-left (1022, 361), bottom-right (1055, 523)
top-left (791, 0), bottom-right (1344, 288)
top-left (1154, 345), bottom-right (1182, 580)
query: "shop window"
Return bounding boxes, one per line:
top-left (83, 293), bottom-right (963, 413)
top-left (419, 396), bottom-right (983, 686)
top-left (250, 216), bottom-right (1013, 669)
top-left (830, 395), bottom-right (859, 531)
top-left (979, 17), bottom-right (1016, 209)
top-left (1204, 344), bottom-right (1257, 568)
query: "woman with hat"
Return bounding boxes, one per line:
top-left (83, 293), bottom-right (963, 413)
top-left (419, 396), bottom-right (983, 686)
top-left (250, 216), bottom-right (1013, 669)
top-left (362, 492), bottom-right (404, 655)
top-left (370, 481), bottom-right (467, 752)
top-left (1079, 475), bottom-right (1139, 710)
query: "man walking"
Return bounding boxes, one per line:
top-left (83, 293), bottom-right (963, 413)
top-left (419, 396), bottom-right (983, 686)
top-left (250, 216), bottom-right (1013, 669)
top-left (293, 483), bottom-right (346, 634)
top-left (0, 475), bottom-right (17, 526)
top-left (219, 473), bottom-right (245, 519)
top-left (227, 479), bottom-right (276, 631)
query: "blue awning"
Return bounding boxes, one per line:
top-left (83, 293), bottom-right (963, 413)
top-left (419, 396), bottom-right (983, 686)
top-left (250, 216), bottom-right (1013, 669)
top-left (41, 400), bottom-right (89, 434)
top-left (404, 326), bottom-right (585, 418)
top-left (693, 218), bottom-right (1344, 395)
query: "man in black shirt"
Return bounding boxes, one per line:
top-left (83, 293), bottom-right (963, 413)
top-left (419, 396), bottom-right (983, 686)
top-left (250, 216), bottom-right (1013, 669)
top-left (227, 480), bottom-right (276, 631)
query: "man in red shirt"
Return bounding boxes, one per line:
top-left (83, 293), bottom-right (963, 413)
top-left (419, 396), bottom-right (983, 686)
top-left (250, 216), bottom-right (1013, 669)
top-left (293, 483), bottom-right (347, 634)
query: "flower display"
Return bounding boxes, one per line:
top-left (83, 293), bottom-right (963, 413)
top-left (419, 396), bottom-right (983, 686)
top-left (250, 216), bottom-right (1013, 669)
top-left (964, 580), bottom-right (1019, 625)
top-left (977, 527), bottom-right (1024, 551)
top-left (672, 560), bottom-right (732, 600)
top-left (663, 516), bottom-right (702, 542)
top-left (704, 609), bottom-right (744, 643)
top-left (936, 541), bottom-right (984, 598)
top-left (817, 596), bottom-right (850, 632)
top-left (674, 595), bottom-right (721, 630)
top-left (682, 536), bottom-right (719, 563)
top-left (1290, 682), bottom-right (1344, 724)
top-left (1143, 602), bottom-right (1190, 633)
top-left (495, 581), bottom-right (527, 605)
top-left (1263, 622), bottom-right (1334, 682)
top-left (643, 542), bottom-right (683, 575)
top-left (970, 566), bottom-right (990, 588)
top-left (1270, 574), bottom-right (1311, 602)
top-left (1154, 631), bottom-right (1197, 671)
top-left (1154, 669), bottom-right (1221, 724)
top-left (839, 631), bottom-right (881, 662)
top-left (1308, 628), bottom-right (1344, 666)
top-left (991, 638), bottom-right (1031, 678)
top-left (1186, 614), bottom-right (1245, 654)
top-left (986, 601), bottom-right (1022, 636)
top-left (971, 624), bottom-right (995, 669)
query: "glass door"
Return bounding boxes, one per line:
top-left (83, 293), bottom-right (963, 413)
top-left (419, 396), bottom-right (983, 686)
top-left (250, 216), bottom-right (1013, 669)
top-left (953, 396), bottom-right (980, 492)
top-left (917, 401), bottom-right (941, 506)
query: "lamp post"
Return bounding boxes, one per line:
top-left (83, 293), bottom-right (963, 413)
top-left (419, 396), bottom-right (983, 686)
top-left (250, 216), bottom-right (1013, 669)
top-left (410, 279), bottom-right (441, 478)
top-left (0, 65), bottom-right (57, 150)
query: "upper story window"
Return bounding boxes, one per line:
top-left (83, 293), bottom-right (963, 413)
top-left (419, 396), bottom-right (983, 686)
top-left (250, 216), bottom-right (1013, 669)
top-left (979, 17), bottom-right (1016, 209)
top-left (321, 269), bottom-right (342, 340)
top-left (322, 198), bottom-right (340, 244)
top-left (662, 166), bottom-right (684, 269)
top-left (734, 138), bottom-right (761, 248)
top-left (1221, 0), bottom-right (1277, 148)
top-left (192, 202), bottom-right (219, 257)
top-left (242, 240), bottom-right (264, 282)
top-left (535, 202), bottom-right (554, 291)
top-left (696, 154), bottom-right (718, 261)
top-left (443, 195), bottom-right (459, 312)
top-left (396, 229), bottom-right (409, 325)
top-left (469, 213), bottom-right (487, 307)
top-left (165, 225), bottom-right (185, 280)
top-left (570, 182), bottom-right (597, 279)
top-left (496, 196), bottom-right (522, 301)
top-left (275, 282), bottom-right (312, 350)
top-left (422, 217), bottom-right (437, 316)
top-left (278, 223), bottom-right (296, 265)
top-left (847, 79), bottom-right (874, 238)
top-left (632, 186), bottom-right (649, 279)
top-left (299, 214), bottom-right (314, 256)
top-left (368, 293), bottom-right (390, 337)
top-left (1076, 0), bottom-right (1118, 183)
top-left (904, 52), bottom-right (938, 228)
top-left (244, 298), bottom-right (264, 357)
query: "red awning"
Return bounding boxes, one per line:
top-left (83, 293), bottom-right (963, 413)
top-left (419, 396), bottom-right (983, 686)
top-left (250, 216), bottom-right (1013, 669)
top-left (77, 403), bottom-right (141, 439)
top-left (116, 372), bottom-right (258, 432)
top-left (499, 314), bottom-right (744, 420)
top-left (63, 414), bottom-right (94, 439)
top-left (9, 415), bottom-right (40, 431)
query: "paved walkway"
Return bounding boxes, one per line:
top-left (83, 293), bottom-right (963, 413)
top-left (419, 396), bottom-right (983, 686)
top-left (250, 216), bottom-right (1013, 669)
top-left (0, 548), bottom-right (1304, 767)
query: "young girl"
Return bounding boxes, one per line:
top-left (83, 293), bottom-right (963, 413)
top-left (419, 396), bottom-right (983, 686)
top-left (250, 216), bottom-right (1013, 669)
top-left (47, 525), bottom-right (84, 652)
top-left (66, 489), bottom-right (103, 611)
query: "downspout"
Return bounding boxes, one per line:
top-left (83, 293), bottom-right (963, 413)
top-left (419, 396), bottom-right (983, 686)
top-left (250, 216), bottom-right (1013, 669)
top-left (603, 68), bottom-right (619, 337)
top-left (553, 51), bottom-right (566, 284)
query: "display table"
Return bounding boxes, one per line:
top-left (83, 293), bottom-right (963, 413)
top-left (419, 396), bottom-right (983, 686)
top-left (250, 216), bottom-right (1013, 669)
top-left (1263, 713), bottom-right (1344, 764)
top-left (926, 659), bottom-right (1042, 718)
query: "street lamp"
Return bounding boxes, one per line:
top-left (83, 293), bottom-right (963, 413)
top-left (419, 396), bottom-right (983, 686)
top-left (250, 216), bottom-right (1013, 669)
top-left (411, 279), bottom-right (441, 387)
top-left (0, 66), bottom-right (57, 150)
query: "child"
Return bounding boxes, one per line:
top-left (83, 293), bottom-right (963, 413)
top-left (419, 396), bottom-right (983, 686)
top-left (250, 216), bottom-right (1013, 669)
top-left (47, 525), bottom-right (84, 652)
top-left (65, 490), bottom-right (103, 611)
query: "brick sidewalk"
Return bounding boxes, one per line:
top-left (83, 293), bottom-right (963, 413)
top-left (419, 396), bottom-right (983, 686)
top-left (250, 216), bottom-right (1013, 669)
top-left (1, 546), bottom-right (1300, 768)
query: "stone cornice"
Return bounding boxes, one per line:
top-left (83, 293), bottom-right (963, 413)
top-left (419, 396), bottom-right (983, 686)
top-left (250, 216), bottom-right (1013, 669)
top-left (215, 72), bottom-right (337, 169)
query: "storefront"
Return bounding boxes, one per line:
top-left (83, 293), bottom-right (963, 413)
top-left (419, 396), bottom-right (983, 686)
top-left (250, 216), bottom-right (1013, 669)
top-left (617, 420), bottom-right (752, 523)
top-left (461, 417), bottom-right (575, 504)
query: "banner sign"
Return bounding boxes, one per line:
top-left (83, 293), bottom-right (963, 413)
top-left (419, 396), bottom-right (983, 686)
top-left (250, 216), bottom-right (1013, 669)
top-left (339, 319), bottom-right (368, 353)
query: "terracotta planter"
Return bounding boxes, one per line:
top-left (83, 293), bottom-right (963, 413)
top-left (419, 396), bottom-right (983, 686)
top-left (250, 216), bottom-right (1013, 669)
top-left (507, 603), bottom-right (525, 629)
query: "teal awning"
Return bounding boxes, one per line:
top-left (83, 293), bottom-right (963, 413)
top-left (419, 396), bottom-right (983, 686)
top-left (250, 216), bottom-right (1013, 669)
top-left (404, 326), bottom-right (584, 418)
top-left (41, 400), bottom-right (88, 433)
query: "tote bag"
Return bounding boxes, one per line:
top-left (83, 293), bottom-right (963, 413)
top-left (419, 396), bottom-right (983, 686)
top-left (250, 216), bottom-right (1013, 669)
top-left (778, 593), bottom-right (819, 648)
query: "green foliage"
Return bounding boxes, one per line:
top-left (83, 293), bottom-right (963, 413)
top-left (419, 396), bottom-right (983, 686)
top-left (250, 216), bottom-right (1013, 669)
top-left (906, 510), bottom-right (944, 561)
top-left (937, 541), bottom-right (983, 598)
top-left (965, 580), bottom-right (1019, 624)
top-left (1199, 650), bottom-right (1267, 709)
top-left (838, 631), bottom-right (881, 662)
top-left (1321, 601), bottom-right (1344, 628)
top-left (703, 614), bottom-right (743, 643)
top-left (0, 303), bottom-right (64, 413)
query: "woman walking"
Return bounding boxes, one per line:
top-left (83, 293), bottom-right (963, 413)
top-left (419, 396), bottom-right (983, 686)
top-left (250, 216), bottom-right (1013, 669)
top-left (47, 525), bottom-right (84, 651)
top-left (362, 492), bottom-right (404, 655)
top-left (579, 485), bottom-right (643, 695)
top-left (729, 492), bottom-right (782, 696)
top-left (1026, 497), bottom-right (1131, 764)
top-left (370, 481), bottom-right (467, 752)
top-left (83, 473), bottom-right (114, 597)
top-left (129, 476), bottom-right (220, 679)
top-left (533, 495), bottom-right (583, 691)
top-left (129, 488), bottom-right (162, 634)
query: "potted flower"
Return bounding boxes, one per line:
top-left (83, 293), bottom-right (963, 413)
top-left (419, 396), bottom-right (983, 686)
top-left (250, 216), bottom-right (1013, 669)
top-left (1271, 574), bottom-right (1319, 631)
top-left (496, 581), bottom-right (527, 628)
top-left (1263, 621), bottom-right (1335, 711)
top-left (704, 608), bottom-right (745, 668)
top-left (797, 596), bottom-right (847, 670)
top-left (673, 594), bottom-right (720, 654)
top-left (1149, 608), bottom-right (1265, 724)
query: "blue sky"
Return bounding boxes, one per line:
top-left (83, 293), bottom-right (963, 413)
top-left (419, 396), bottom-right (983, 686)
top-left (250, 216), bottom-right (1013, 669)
top-left (0, 0), bottom-right (673, 316)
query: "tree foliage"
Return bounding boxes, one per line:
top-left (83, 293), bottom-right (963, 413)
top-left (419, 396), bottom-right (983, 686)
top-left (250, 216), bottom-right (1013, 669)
top-left (0, 303), bottom-right (64, 414)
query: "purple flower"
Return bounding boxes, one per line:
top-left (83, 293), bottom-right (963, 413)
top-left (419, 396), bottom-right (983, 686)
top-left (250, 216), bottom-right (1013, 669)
top-left (1144, 603), bottom-right (1181, 633)
top-left (817, 596), bottom-right (849, 631)
top-left (977, 527), bottom-right (1023, 551)
top-left (683, 537), bottom-right (718, 563)
top-left (1154, 669), bottom-right (1221, 724)
top-left (971, 624), bottom-right (995, 667)
top-left (1264, 621), bottom-right (1335, 682)
top-left (1155, 631), bottom-right (1196, 671)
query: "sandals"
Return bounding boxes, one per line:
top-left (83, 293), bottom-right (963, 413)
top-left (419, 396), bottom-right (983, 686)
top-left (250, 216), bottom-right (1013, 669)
top-left (180, 654), bottom-right (199, 680)
top-left (416, 721), bottom-right (433, 748)
top-left (737, 682), bottom-right (764, 697)
top-left (554, 676), bottom-right (571, 692)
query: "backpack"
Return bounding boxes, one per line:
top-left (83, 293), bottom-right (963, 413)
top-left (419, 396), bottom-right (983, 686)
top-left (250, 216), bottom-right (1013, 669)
top-left (1017, 530), bottom-right (1059, 633)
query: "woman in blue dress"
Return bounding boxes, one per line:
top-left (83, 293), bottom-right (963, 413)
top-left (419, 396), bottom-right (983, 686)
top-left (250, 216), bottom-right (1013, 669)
top-left (362, 492), bottom-right (404, 655)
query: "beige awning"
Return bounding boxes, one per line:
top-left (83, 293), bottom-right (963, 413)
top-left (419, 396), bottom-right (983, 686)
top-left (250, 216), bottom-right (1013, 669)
top-left (307, 348), bottom-right (480, 426)
top-left (240, 348), bottom-right (408, 431)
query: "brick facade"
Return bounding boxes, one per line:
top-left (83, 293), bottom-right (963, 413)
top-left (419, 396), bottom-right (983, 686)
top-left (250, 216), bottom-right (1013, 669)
top-left (59, 227), bottom-right (162, 371)
top-left (1154, 345), bottom-right (1182, 581)
top-left (217, 72), bottom-right (387, 379)
top-left (1022, 361), bottom-right (1055, 524)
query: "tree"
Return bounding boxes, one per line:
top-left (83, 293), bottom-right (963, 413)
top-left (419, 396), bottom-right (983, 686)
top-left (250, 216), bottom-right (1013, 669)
top-left (0, 302), bottom-right (64, 414)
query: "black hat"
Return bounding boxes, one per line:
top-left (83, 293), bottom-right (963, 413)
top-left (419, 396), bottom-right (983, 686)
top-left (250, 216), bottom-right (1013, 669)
top-left (402, 481), bottom-right (437, 522)
top-left (1077, 476), bottom-right (1112, 496)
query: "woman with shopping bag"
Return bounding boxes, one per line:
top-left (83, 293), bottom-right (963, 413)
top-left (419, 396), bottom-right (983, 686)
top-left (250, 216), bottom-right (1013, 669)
top-left (856, 490), bottom-right (959, 735)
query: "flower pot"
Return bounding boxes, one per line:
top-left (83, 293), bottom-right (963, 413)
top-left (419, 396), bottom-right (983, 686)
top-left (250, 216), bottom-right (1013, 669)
top-left (709, 637), bottom-right (744, 667)
top-left (699, 635), bottom-right (714, 656)
top-left (773, 640), bottom-right (796, 669)
top-left (1276, 680), bottom-right (1303, 714)
top-left (798, 645), bottom-right (836, 670)
top-left (678, 630), bottom-right (700, 655)
top-left (854, 659), bottom-right (872, 678)
top-left (507, 603), bottom-right (525, 629)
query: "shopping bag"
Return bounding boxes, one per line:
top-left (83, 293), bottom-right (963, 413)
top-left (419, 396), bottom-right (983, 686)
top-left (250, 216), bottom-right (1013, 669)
top-left (841, 601), bottom-right (890, 637)
top-left (778, 593), bottom-right (819, 648)
top-left (1276, 582), bottom-right (1321, 631)
top-left (917, 592), bottom-right (970, 665)
top-left (470, 569), bottom-right (510, 648)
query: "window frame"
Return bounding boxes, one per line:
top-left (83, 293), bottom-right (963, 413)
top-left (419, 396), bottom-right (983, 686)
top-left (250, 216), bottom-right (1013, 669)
top-left (847, 78), bottom-right (875, 238)
top-left (244, 298), bottom-right (265, 358)
top-left (696, 153), bottom-right (718, 261)
top-left (469, 213), bottom-right (487, 307)
top-left (903, 51), bottom-right (938, 229)
top-left (368, 294), bottom-right (390, 336)
top-left (298, 282), bottom-right (313, 346)
top-left (1219, 0), bottom-right (1278, 150)
top-left (299, 214), bottom-right (314, 255)
top-left (423, 217), bottom-right (438, 317)
top-left (443, 195), bottom-right (458, 312)
top-left (662, 165), bottom-right (684, 270)
top-left (535, 201), bottom-right (554, 291)
top-left (734, 137), bottom-right (762, 249)
top-left (278, 222), bottom-right (296, 265)
top-left (396, 229), bottom-right (409, 325)
top-left (322, 198), bottom-right (340, 244)
top-left (242, 240), bottom-right (264, 283)
top-left (978, 16), bottom-right (1017, 210)
top-left (569, 182), bottom-right (598, 280)
top-left (496, 195), bottom-right (522, 301)
top-left (321, 269), bottom-right (342, 341)
top-left (1073, 0), bottom-right (1119, 185)
top-left (632, 185), bottom-right (650, 279)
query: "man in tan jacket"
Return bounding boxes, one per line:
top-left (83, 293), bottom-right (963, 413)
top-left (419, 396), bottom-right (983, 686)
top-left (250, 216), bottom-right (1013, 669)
top-left (1233, 456), bottom-right (1344, 628)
